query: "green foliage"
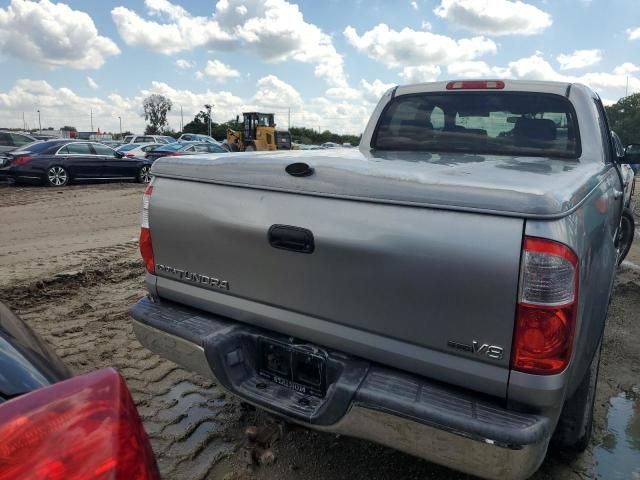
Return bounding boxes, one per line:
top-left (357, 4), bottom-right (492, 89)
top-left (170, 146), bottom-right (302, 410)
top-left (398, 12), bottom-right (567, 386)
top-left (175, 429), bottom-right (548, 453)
top-left (143, 94), bottom-right (173, 134)
top-left (605, 93), bottom-right (640, 145)
top-left (182, 110), bottom-right (241, 140)
top-left (60, 125), bottom-right (77, 132)
top-left (289, 127), bottom-right (361, 146)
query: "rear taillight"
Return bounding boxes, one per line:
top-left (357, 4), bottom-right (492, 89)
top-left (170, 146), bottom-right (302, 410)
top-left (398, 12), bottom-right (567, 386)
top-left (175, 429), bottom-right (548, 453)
top-left (512, 237), bottom-right (579, 375)
top-left (126, 153), bottom-right (135, 158)
top-left (0, 368), bottom-right (159, 480)
top-left (12, 155), bottom-right (32, 165)
top-left (140, 183), bottom-right (155, 273)
top-left (446, 80), bottom-right (505, 90)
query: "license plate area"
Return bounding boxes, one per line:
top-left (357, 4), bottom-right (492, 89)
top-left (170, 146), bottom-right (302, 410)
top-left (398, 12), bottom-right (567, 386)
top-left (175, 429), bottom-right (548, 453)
top-left (257, 339), bottom-right (326, 397)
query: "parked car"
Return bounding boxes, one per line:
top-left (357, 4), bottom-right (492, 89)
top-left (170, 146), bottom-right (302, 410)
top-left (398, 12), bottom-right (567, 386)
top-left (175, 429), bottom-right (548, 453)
top-left (320, 141), bottom-right (340, 149)
top-left (177, 133), bottom-right (218, 143)
top-left (131, 79), bottom-right (640, 480)
top-left (32, 134), bottom-right (61, 141)
top-left (612, 131), bottom-right (636, 264)
top-left (101, 140), bottom-right (124, 148)
top-left (0, 301), bottom-right (159, 479)
top-left (117, 142), bottom-right (164, 158)
top-left (122, 135), bottom-right (174, 144)
top-left (0, 131), bottom-right (38, 153)
top-left (0, 139), bottom-right (153, 186)
top-left (144, 141), bottom-right (227, 161)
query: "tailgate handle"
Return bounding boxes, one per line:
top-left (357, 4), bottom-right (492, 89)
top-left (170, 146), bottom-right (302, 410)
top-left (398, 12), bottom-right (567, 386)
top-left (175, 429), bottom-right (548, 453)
top-left (268, 225), bottom-right (315, 254)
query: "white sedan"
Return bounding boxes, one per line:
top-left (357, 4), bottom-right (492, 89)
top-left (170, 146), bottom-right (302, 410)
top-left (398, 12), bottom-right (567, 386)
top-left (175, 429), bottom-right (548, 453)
top-left (115, 143), bottom-right (163, 158)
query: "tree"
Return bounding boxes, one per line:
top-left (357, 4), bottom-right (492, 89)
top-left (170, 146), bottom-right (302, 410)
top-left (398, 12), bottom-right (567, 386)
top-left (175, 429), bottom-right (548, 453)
top-left (289, 126), bottom-right (361, 146)
top-left (182, 111), bottom-right (241, 140)
top-left (143, 94), bottom-right (173, 134)
top-left (605, 93), bottom-right (640, 145)
top-left (60, 125), bottom-right (77, 132)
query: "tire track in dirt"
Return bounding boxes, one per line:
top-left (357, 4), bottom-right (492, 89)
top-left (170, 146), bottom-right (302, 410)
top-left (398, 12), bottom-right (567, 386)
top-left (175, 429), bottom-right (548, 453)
top-left (0, 247), bottom-right (245, 480)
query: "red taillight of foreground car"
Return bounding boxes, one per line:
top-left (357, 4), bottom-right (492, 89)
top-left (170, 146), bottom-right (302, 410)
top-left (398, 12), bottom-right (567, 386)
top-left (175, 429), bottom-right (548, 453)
top-left (140, 184), bottom-right (155, 273)
top-left (0, 368), bottom-right (160, 480)
top-left (12, 155), bottom-right (32, 165)
top-left (511, 237), bottom-right (579, 375)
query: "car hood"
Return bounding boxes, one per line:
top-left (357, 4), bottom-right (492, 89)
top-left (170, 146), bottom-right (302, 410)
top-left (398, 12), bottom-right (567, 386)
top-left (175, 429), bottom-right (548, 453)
top-left (150, 149), bottom-right (608, 218)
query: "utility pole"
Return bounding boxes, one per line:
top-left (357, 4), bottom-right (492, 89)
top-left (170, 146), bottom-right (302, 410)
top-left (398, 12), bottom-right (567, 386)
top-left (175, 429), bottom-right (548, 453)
top-left (22, 112), bottom-right (25, 131)
top-left (118, 116), bottom-right (122, 138)
top-left (626, 76), bottom-right (629, 98)
top-left (90, 108), bottom-right (94, 133)
top-left (204, 104), bottom-right (213, 137)
top-left (288, 107), bottom-right (291, 130)
top-left (37, 110), bottom-right (41, 134)
top-left (180, 105), bottom-right (184, 132)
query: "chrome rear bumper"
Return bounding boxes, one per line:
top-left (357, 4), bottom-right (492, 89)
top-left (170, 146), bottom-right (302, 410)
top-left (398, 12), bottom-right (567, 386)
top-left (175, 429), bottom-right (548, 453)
top-left (131, 296), bottom-right (552, 480)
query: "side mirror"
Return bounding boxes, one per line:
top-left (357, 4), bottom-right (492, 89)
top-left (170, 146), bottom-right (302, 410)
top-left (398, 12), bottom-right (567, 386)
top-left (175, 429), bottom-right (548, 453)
top-left (623, 144), bottom-right (640, 164)
top-left (115, 151), bottom-right (124, 158)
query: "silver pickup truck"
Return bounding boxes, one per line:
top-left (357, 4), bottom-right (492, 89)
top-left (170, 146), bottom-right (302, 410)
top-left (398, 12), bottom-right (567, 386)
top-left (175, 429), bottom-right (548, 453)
top-left (130, 80), bottom-right (640, 479)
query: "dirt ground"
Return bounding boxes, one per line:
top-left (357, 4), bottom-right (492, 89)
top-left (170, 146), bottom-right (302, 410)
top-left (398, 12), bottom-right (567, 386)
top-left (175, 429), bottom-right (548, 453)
top-left (1, 182), bottom-right (639, 480)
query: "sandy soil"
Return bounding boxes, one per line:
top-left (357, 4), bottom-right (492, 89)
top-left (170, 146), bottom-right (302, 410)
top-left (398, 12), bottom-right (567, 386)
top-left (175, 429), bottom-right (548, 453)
top-left (1, 182), bottom-right (639, 480)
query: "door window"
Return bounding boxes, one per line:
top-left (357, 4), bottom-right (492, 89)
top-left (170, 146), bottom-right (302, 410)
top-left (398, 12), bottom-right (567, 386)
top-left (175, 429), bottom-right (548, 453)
top-left (65, 143), bottom-right (93, 155)
top-left (92, 143), bottom-right (117, 156)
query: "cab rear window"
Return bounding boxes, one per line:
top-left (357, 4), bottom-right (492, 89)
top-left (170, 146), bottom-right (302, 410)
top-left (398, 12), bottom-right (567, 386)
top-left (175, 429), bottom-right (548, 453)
top-left (373, 92), bottom-right (580, 158)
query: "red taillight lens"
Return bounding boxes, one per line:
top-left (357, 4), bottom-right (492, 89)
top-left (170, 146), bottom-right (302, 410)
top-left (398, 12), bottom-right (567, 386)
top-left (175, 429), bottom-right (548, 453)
top-left (512, 237), bottom-right (579, 375)
top-left (446, 80), bottom-right (505, 90)
top-left (126, 153), bottom-right (135, 158)
top-left (140, 227), bottom-right (155, 274)
top-left (12, 155), bottom-right (32, 165)
top-left (0, 368), bottom-right (159, 480)
top-left (140, 184), bottom-right (155, 273)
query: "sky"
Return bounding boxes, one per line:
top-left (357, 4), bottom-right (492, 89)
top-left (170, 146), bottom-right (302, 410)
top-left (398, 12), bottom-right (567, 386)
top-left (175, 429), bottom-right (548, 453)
top-left (0, 0), bottom-right (639, 135)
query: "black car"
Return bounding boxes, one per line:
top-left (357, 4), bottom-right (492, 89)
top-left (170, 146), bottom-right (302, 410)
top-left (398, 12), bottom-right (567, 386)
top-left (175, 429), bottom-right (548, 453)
top-left (0, 302), bottom-right (160, 478)
top-left (145, 141), bottom-right (227, 161)
top-left (0, 139), bottom-right (154, 187)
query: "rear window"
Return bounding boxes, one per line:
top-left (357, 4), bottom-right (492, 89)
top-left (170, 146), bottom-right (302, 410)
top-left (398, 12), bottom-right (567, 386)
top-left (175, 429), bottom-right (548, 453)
top-left (16, 141), bottom-right (52, 154)
top-left (373, 92), bottom-right (580, 158)
top-left (116, 143), bottom-right (139, 152)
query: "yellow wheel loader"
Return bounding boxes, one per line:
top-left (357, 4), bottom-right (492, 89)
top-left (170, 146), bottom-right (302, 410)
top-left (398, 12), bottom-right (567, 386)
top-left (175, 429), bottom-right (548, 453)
top-left (226, 112), bottom-right (293, 152)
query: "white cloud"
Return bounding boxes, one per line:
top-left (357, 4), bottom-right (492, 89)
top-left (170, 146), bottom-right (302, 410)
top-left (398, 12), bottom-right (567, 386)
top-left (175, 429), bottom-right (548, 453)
top-left (628, 27), bottom-right (640, 41)
top-left (176, 59), bottom-right (195, 69)
top-left (344, 24), bottom-right (496, 68)
top-left (203, 59), bottom-right (240, 81)
top-left (411, 1), bottom-right (418, 10)
top-left (0, 79), bottom-right (119, 131)
top-left (360, 79), bottom-right (396, 102)
top-left (447, 61), bottom-right (493, 77)
top-left (0, 0), bottom-right (120, 69)
top-left (421, 20), bottom-right (432, 30)
top-left (447, 53), bottom-right (640, 97)
top-left (557, 49), bottom-right (602, 70)
top-left (400, 65), bottom-right (442, 83)
top-left (112, 0), bottom-right (346, 86)
top-left (613, 63), bottom-right (640, 76)
top-left (87, 77), bottom-right (99, 89)
top-left (195, 71), bottom-right (204, 80)
top-left (433, 0), bottom-right (552, 36)
top-left (325, 86), bottom-right (362, 101)
top-left (252, 75), bottom-right (302, 108)
top-left (0, 75), bottom-right (374, 136)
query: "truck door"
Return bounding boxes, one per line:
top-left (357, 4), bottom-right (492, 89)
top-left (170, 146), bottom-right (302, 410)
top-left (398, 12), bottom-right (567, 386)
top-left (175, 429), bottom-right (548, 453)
top-left (594, 98), bottom-right (624, 244)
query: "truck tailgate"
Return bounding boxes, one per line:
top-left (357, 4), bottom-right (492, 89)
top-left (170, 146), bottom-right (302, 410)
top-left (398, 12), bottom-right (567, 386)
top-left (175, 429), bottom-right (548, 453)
top-left (149, 177), bottom-right (524, 397)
